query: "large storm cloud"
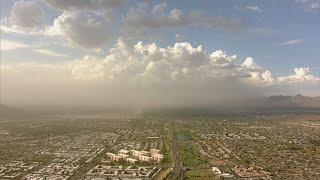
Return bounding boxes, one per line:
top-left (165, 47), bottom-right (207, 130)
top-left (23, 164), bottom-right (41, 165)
top-left (2, 39), bottom-right (319, 106)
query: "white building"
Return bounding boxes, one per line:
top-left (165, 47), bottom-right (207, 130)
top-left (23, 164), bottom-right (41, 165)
top-left (119, 149), bottom-right (129, 154)
top-left (118, 153), bottom-right (129, 160)
top-left (107, 153), bottom-right (119, 162)
top-left (126, 158), bottom-right (138, 164)
top-left (140, 151), bottom-right (150, 156)
top-left (151, 153), bottom-right (164, 163)
top-left (131, 150), bottom-right (141, 158)
top-left (139, 155), bottom-right (151, 162)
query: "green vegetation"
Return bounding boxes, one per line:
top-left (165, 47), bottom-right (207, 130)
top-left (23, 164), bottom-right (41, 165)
top-left (185, 169), bottom-right (213, 179)
top-left (175, 129), bottom-right (208, 167)
top-left (179, 141), bottom-right (208, 167)
top-left (162, 140), bottom-right (173, 167)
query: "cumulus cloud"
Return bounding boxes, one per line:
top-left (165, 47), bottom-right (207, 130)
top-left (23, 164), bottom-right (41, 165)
top-left (278, 67), bottom-right (320, 83)
top-left (10, 0), bottom-right (44, 29)
top-left (69, 38), bottom-right (319, 89)
top-left (43, 0), bottom-right (126, 11)
top-left (70, 39), bottom-right (242, 82)
top-left (123, 2), bottom-right (243, 32)
top-left (242, 57), bottom-right (261, 70)
top-left (52, 12), bottom-right (111, 48)
top-left (274, 67), bottom-right (320, 95)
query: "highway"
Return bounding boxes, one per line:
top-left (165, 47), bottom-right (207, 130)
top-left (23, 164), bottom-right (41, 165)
top-left (169, 129), bottom-right (185, 180)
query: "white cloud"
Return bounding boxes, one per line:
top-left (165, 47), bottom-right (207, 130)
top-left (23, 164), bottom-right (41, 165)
top-left (70, 39), bottom-right (238, 81)
top-left (242, 57), bottom-right (260, 70)
top-left (246, 5), bottom-right (263, 13)
top-left (2, 38), bottom-right (318, 88)
top-left (262, 70), bottom-right (274, 84)
top-left (52, 12), bottom-right (111, 49)
top-left (0, 39), bottom-right (29, 51)
top-left (278, 67), bottom-right (319, 83)
top-left (68, 39), bottom-right (320, 90)
top-left (279, 39), bottom-right (304, 46)
top-left (10, 0), bottom-right (44, 29)
top-left (33, 49), bottom-right (69, 57)
top-left (65, 39), bottom-right (261, 85)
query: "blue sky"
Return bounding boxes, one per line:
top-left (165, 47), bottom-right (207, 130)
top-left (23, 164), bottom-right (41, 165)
top-left (1, 0), bottom-right (319, 76)
top-left (1, 0), bottom-right (320, 105)
top-left (145, 0), bottom-right (320, 75)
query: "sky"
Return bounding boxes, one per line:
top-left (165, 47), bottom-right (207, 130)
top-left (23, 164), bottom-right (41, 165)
top-left (0, 0), bottom-right (319, 106)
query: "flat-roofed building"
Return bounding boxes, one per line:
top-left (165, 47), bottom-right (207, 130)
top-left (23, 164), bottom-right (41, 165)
top-left (119, 149), bottom-right (129, 154)
top-left (131, 150), bottom-right (140, 157)
top-left (107, 153), bottom-right (120, 162)
top-left (126, 158), bottom-right (138, 164)
top-left (118, 153), bottom-right (129, 160)
top-left (139, 155), bottom-right (151, 162)
top-left (140, 151), bottom-right (150, 156)
top-left (151, 153), bottom-right (164, 163)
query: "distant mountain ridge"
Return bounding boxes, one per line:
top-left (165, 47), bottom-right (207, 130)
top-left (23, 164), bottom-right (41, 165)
top-left (265, 95), bottom-right (320, 109)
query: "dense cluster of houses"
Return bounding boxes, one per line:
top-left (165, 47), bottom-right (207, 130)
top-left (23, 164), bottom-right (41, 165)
top-left (106, 148), bottom-right (164, 164)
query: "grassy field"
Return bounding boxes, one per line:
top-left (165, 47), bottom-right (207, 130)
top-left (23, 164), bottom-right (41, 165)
top-left (185, 168), bottom-right (215, 179)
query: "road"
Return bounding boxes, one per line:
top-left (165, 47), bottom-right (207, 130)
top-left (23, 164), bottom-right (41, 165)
top-left (169, 129), bottom-right (185, 180)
